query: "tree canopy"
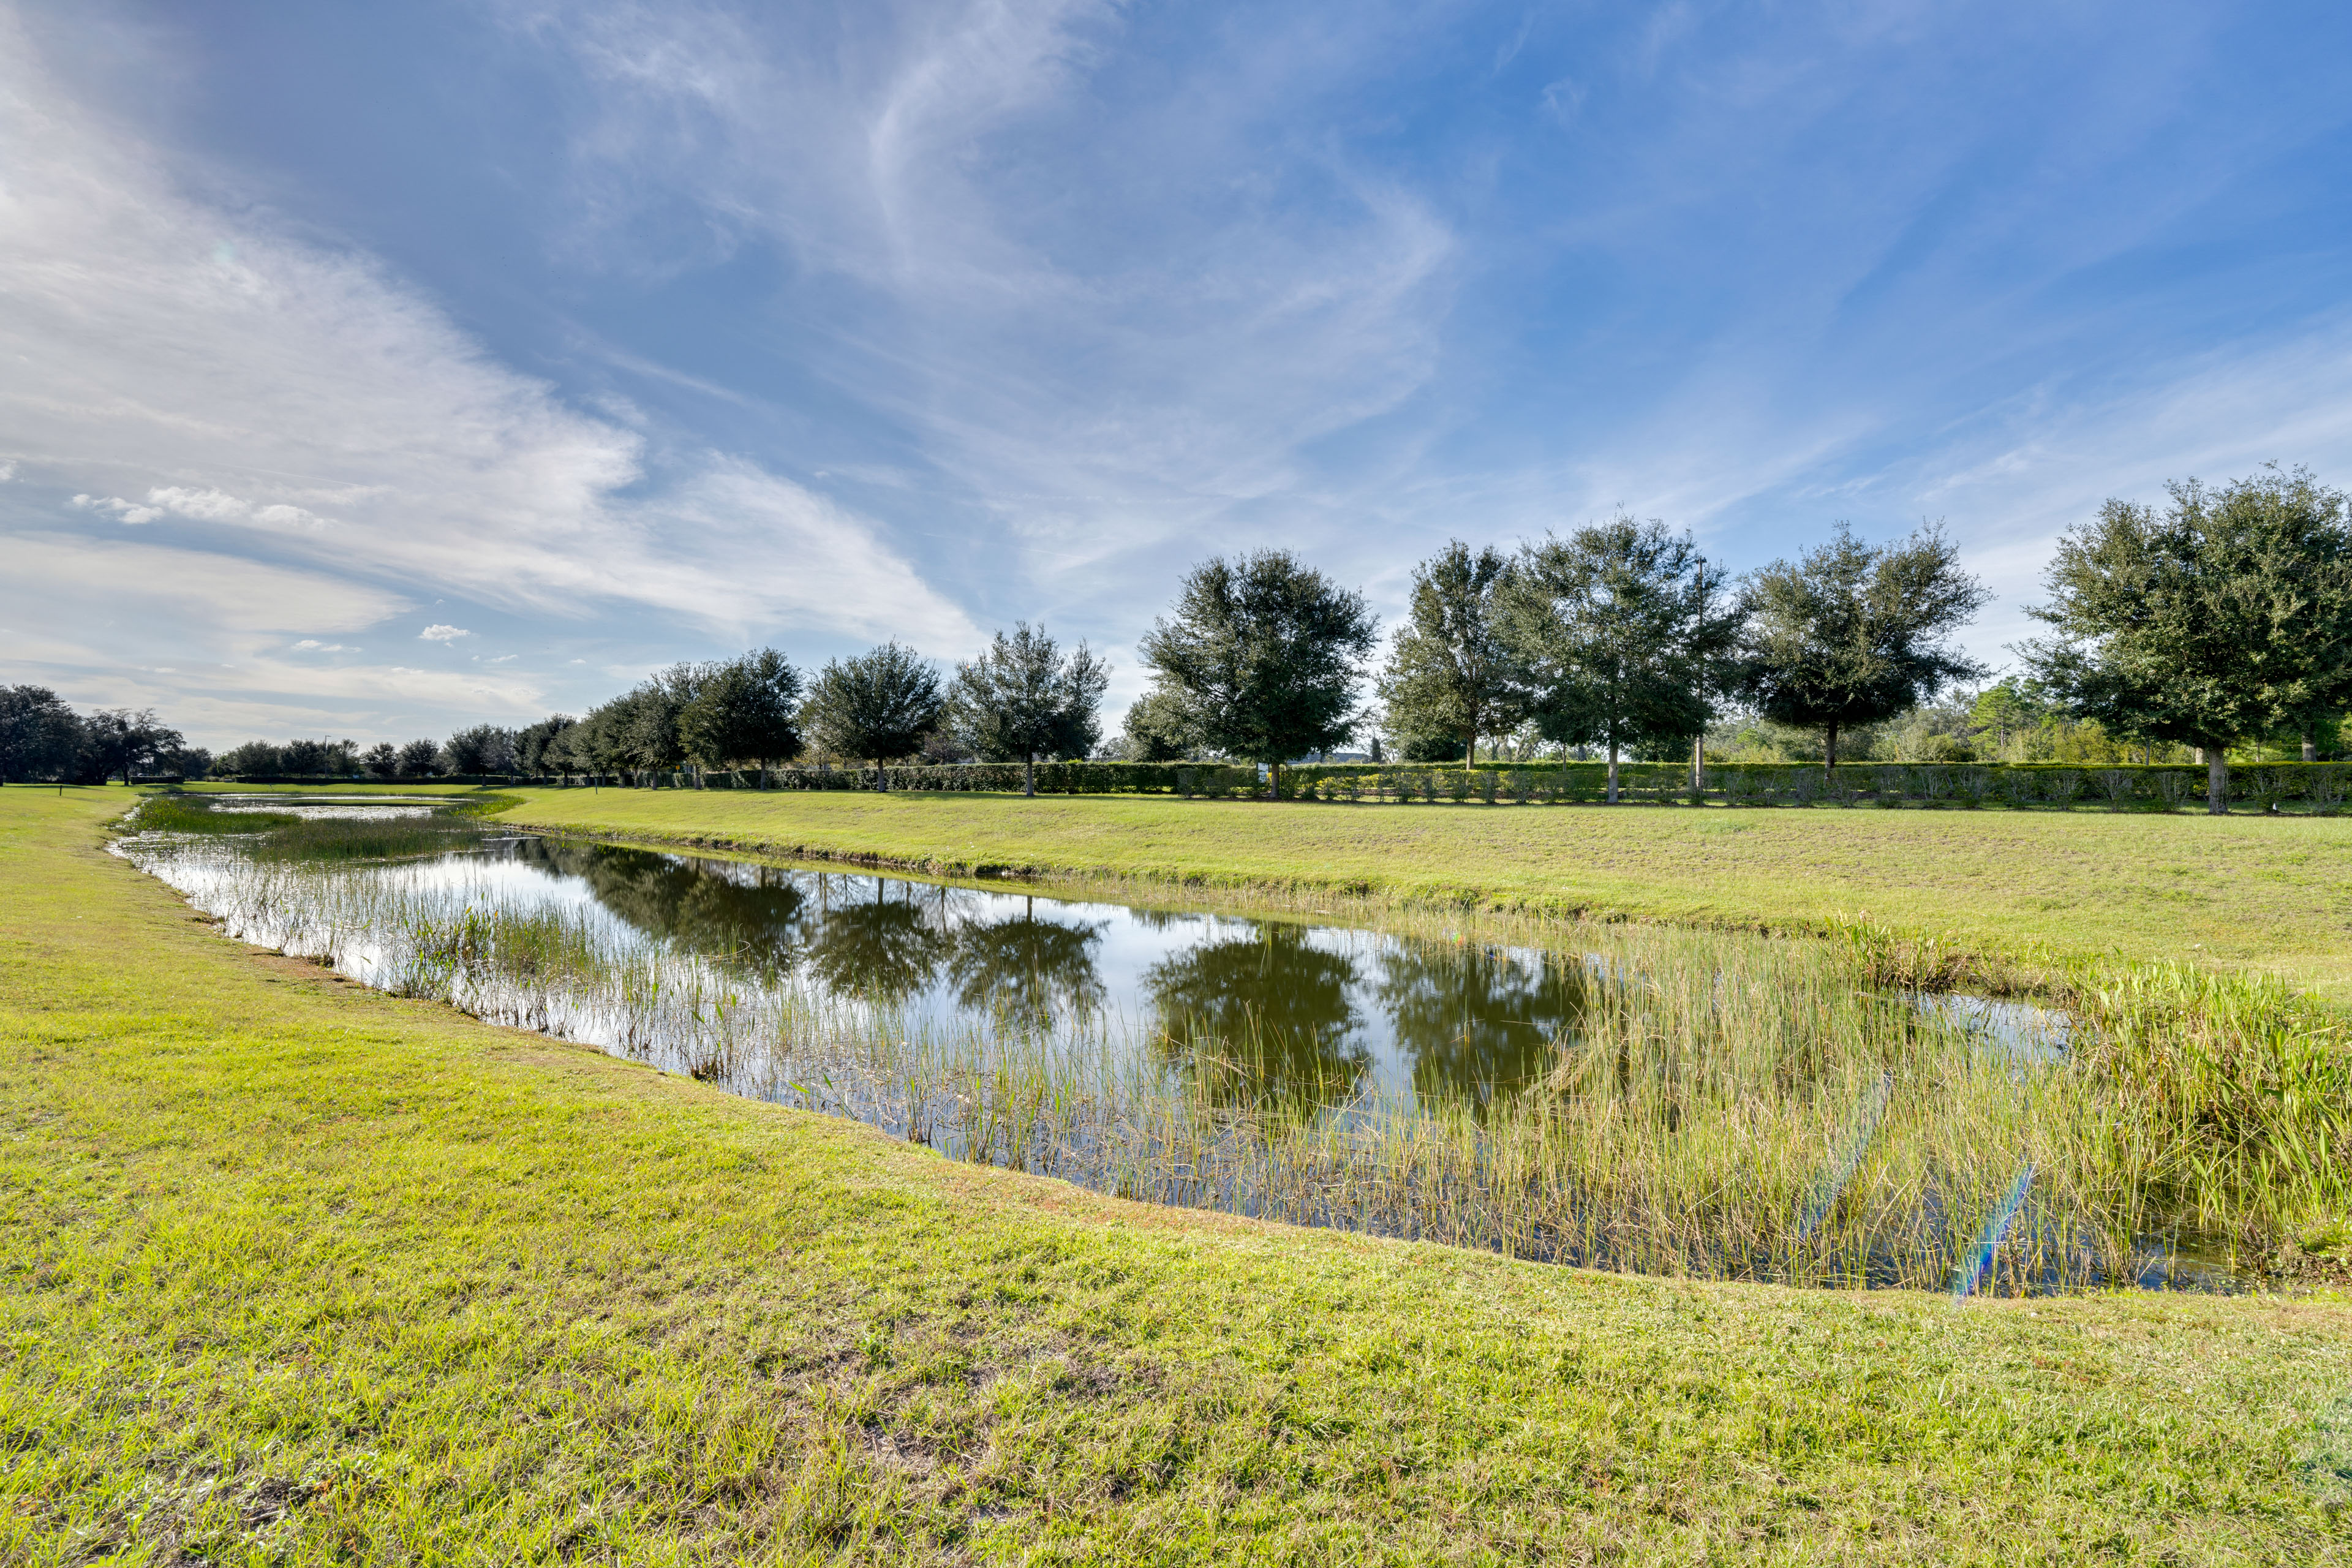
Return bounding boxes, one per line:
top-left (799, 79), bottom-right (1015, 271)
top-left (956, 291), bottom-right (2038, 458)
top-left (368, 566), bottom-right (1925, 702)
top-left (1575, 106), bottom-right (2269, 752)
top-left (2022, 467), bottom-right (2352, 812)
top-left (0, 686), bottom-right (83, 784)
top-left (1118, 688), bottom-right (1199, 761)
top-left (516, 715), bottom-right (578, 776)
top-left (802, 643), bottom-right (944, 790)
top-left (949, 624), bottom-right (1109, 795)
top-left (1378, 541), bottom-right (1531, 767)
top-left (83, 708), bottom-right (184, 785)
top-left (1137, 551), bottom-right (1377, 797)
top-left (680, 649), bottom-right (804, 774)
top-left (1739, 522), bottom-right (1988, 770)
top-left (1503, 518), bottom-right (1739, 801)
top-left (441, 726), bottom-right (516, 776)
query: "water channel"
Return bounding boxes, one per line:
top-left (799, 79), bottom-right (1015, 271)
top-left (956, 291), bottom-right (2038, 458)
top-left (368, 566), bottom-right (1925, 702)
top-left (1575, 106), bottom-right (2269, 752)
top-left (117, 794), bottom-right (2241, 1295)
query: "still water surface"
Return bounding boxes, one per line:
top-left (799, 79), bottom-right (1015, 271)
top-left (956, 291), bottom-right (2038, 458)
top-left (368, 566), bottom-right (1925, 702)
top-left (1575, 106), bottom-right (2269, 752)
top-left (165, 804), bottom-right (1594, 1114)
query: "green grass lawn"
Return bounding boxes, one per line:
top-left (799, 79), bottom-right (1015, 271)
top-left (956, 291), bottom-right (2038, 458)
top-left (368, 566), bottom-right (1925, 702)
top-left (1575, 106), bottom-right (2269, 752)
top-left (6, 784), bottom-right (2352, 1562)
top-left (493, 786), bottom-right (2352, 1002)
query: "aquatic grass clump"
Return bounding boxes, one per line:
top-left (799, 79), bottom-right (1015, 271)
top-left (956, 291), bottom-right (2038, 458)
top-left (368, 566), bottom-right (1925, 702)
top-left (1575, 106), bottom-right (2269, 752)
top-left (128, 791), bottom-right (492, 862)
top-left (132, 794), bottom-right (302, 835)
top-left (246, 813), bottom-right (500, 863)
top-left (2067, 959), bottom-right (2352, 1255)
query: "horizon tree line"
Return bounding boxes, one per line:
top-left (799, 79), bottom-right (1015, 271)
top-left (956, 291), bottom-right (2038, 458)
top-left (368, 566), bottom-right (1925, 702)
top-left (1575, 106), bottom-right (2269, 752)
top-left (523, 626), bottom-right (1108, 796)
top-left (10, 466), bottom-right (2348, 817)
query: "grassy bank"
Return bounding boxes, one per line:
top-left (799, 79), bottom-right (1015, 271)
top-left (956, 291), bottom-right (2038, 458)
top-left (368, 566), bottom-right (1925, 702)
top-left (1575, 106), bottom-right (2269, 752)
top-left (5, 788), bottom-right (2351, 1562)
top-left (492, 786), bottom-right (2352, 1003)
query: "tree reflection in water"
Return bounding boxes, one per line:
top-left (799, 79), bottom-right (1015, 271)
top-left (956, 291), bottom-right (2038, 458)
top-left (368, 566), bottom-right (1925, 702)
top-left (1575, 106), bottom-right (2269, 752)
top-left (517, 840), bottom-right (809, 976)
top-left (803, 875), bottom-right (954, 1003)
top-left (510, 848), bottom-right (1578, 1112)
top-left (1146, 923), bottom-right (1366, 1121)
top-left (948, 896), bottom-right (1106, 1035)
top-left (1373, 944), bottom-right (1591, 1114)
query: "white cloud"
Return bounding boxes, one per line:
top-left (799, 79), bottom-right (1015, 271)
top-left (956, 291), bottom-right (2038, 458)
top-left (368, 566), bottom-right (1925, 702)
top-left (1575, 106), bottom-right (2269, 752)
top-left (419, 624), bottom-right (472, 642)
top-left (73, 484), bottom-right (328, 529)
top-left (144, 486), bottom-right (255, 522)
top-left (0, 9), bottom-right (965, 650)
top-left (292, 639), bottom-right (356, 652)
top-left (72, 494), bottom-right (162, 524)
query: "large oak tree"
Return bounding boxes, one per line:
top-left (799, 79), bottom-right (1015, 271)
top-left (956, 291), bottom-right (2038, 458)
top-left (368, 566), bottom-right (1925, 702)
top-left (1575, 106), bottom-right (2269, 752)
top-left (1738, 522), bottom-right (1988, 772)
top-left (802, 643), bottom-right (945, 791)
top-left (2022, 467), bottom-right (2352, 813)
top-left (949, 625), bottom-right (1109, 796)
top-left (1504, 518), bottom-right (1740, 802)
top-left (1137, 551), bottom-right (1378, 800)
top-left (1378, 541), bottom-right (1532, 767)
top-left (680, 649), bottom-right (804, 780)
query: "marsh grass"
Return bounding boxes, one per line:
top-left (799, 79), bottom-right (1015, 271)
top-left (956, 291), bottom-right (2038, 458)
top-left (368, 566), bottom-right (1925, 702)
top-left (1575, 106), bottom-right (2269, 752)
top-left (133, 791), bottom-right (503, 862)
top-left (130, 794), bottom-right (302, 835)
top-left (2067, 960), bottom-right (2352, 1258)
top-left (123, 819), bottom-right (2347, 1295)
top-left (246, 815), bottom-right (497, 862)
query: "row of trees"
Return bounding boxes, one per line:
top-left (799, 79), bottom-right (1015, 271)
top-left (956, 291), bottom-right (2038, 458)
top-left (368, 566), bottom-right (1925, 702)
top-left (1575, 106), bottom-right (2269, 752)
top-left (1120, 465), bottom-right (2346, 814)
top-left (1121, 522), bottom-right (1984, 805)
top-left (15, 467), bottom-right (2336, 818)
top-left (536, 628), bottom-right (1109, 796)
top-left (0, 688), bottom-right (197, 785)
top-left (1336, 522), bottom-right (1983, 800)
top-left (208, 728), bottom-right (521, 779)
top-left (0, 688), bottom-right (543, 786)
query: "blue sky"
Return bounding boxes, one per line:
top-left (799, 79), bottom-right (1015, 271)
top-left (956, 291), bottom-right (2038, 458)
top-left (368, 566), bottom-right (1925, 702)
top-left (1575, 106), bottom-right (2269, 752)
top-left (6, 0), bottom-right (2352, 747)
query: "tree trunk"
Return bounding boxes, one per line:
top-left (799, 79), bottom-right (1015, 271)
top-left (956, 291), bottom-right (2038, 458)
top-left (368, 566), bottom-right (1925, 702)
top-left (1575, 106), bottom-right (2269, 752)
top-left (875, 758), bottom-right (888, 793)
top-left (2206, 744), bottom-right (2228, 815)
top-left (1268, 760), bottom-right (1280, 801)
top-left (1464, 736), bottom-right (1476, 768)
top-left (2304, 726), bottom-right (2318, 763)
top-left (1606, 737), bottom-right (1620, 804)
top-left (1024, 752), bottom-right (1036, 797)
top-left (1825, 723), bottom-right (1839, 772)
top-left (1691, 734), bottom-right (1703, 799)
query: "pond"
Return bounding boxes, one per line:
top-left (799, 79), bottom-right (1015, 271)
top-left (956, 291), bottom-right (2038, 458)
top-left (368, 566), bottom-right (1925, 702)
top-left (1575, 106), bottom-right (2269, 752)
top-left (119, 794), bottom-right (2243, 1295)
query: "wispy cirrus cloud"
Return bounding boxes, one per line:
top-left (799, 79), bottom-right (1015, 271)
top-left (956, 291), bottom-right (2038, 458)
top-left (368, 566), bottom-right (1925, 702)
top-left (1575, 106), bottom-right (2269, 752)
top-left (515, 0), bottom-right (1461, 569)
top-left (0, 5), bottom-right (975, 741)
top-left (499, 0), bottom-right (2352, 692)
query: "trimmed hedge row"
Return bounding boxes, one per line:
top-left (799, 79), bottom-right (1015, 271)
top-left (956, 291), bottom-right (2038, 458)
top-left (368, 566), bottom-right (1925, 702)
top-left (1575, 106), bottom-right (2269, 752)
top-left (214, 774), bottom-right (519, 786)
top-left (1280, 760), bottom-right (2350, 810)
top-left (540, 758), bottom-right (2352, 812)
